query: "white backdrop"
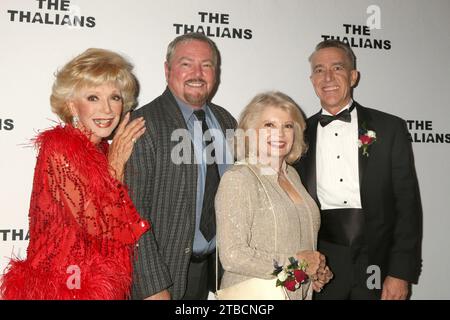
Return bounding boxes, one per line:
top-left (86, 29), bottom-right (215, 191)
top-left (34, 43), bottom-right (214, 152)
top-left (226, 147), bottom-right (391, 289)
top-left (1, 0), bottom-right (449, 299)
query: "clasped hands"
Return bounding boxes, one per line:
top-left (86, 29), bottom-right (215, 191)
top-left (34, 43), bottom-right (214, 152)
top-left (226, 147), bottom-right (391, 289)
top-left (297, 250), bottom-right (333, 293)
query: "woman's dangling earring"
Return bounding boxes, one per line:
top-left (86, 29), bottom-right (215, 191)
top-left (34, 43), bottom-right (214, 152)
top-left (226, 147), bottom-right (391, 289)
top-left (72, 115), bottom-right (79, 128)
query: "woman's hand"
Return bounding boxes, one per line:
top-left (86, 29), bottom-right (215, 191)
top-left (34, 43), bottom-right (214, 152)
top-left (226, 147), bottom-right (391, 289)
top-left (312, 279), bottom-right (325, 292)
top-left (296, 250), bottom-right (326, 276)
top-left (312, 265), bottom-right (333, 292)
top-left (108, 113), bottom-right (146, 182)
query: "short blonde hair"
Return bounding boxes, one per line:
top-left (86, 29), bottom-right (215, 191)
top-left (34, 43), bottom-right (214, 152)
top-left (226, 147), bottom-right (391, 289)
top-left (50, 48), bottom-right (138, 123)
top-left (236, 91), bottom-right (307, 164)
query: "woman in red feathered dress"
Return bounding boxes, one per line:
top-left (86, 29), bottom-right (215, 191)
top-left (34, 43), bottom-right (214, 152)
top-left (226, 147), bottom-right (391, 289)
top-left (0, 48), bottom-right (150, 300)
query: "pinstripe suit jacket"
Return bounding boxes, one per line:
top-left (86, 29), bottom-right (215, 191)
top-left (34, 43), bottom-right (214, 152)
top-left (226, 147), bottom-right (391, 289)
top-left (125, 88), bottom-right (237, 299)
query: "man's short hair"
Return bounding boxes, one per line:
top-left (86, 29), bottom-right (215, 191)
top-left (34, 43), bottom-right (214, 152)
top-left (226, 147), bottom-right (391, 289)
top-left (309, 39), bottom-right (357, 70)
top-left (166, 32), bottom-right (219, 68)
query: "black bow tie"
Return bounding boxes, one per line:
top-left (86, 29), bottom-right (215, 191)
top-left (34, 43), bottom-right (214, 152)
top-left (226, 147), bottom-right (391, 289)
top-left (319, 107), bottom-right (353, 127)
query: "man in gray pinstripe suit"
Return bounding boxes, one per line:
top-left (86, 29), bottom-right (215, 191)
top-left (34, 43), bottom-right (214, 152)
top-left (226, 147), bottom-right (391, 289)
top-left (125, 33), bottom-right (236, 300)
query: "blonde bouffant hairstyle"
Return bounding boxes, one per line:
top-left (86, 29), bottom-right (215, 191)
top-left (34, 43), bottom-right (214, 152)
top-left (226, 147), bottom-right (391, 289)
top-left (236, 91), bottom-right (307, 164)
top-left (50, 48), bottom-right (138, 123)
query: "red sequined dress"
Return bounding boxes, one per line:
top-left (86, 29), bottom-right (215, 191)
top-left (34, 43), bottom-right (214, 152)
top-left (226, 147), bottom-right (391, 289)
top-left (0, 125), bottom-right (150, 300)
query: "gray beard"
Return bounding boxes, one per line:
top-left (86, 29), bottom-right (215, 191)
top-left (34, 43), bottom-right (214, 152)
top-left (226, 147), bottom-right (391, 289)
top-left (185, 92), bottom-right (208, 106)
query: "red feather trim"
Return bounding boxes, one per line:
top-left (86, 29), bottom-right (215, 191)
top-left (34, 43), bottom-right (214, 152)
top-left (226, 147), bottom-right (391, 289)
top-left (34, 124), bottom-right (117, 203)
top-left (1, 124), bottom-right (149, 300)
top-left (2, 253), bottom-right (132, 300)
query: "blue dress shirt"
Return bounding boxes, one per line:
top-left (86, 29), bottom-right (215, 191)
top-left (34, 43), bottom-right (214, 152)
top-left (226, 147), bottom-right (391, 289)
top-left (175, 97), bottom-right (233, 255)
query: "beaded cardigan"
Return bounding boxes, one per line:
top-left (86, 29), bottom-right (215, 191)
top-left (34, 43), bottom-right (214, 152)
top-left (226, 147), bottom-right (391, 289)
top-left (215, 161), bottom-right (320, 300)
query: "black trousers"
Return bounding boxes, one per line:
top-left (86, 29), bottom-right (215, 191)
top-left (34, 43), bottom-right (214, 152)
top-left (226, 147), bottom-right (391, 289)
top-left (182, 251), bottom-right (223, 300)
top-left (314, 240), bottom-right (381, 300)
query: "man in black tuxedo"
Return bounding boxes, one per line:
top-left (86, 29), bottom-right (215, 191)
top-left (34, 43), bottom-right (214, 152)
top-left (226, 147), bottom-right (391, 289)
top-left (294, 40), bottom-right (422, 299)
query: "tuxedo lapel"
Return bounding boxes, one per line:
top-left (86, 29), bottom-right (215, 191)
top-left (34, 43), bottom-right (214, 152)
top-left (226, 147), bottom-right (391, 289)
top-left (356, 102), bottom-right (373, 194)
top-left (305, 104), bottom-right (374, 208)
top-left (305, 114), bottom-right (320, 206)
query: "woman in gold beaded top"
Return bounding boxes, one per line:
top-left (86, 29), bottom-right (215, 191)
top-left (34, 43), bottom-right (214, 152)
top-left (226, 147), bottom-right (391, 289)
top-left (215, 91), bottom-right (333, 300)
top-left (1, 48), bottom-right (149, 299)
